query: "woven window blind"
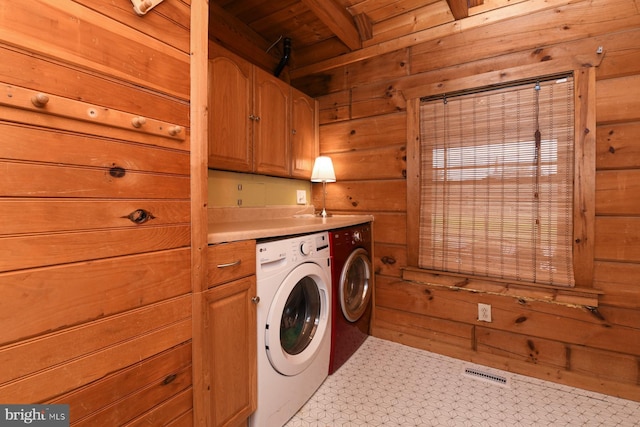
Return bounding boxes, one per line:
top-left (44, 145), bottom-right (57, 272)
top-left (418, 76), bottom-right (575, 287)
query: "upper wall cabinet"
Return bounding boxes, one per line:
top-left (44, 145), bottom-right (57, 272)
top-left (208, 43), bottom-right (318, 179)
top-left (208, 44), bottom-right (253, 172)
top-left (253, 66), bottom-right (291, 176)
top-left (291, 88), bottom-right (319, 179)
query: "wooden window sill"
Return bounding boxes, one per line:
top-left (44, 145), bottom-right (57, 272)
top-left (402, 267), bottom-right (602, 307)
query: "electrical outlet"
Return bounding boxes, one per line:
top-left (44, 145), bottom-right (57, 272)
top-left (478, 303), bottom-right (492, 322)
top-left (296, 190), bottom-right (307, 205)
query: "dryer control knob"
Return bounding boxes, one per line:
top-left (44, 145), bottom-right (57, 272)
top-left (352, 230), bottom-right (362, 242)
top-left (300, 241), bottom-right (312, 255)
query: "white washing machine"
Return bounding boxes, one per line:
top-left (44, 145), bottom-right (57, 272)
top-left (250, 232), bottom-right (332, 427)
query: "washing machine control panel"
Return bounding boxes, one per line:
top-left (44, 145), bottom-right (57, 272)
top-left (297, 233), bottom-right (329, 257)
top-left (300, 241), bottom-right (312, 255)
top-left (257, 232), bottom-right (330, 267)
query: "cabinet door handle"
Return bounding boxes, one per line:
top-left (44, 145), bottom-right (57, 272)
top-left (217, 259), bottom-right (241, 268)
top-left (251, 296), bottom-right (260, 304)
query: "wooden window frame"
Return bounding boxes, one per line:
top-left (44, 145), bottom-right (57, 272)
top-left (405, 65), bottom-right (597, 304)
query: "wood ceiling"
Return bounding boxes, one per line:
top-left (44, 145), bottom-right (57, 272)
top-left (208, 0), bottom-right (493, 81)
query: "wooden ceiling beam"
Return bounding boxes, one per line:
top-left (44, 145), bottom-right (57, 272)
top-left (446, 0), bottom-right (470, 20)
top-left (208, 2), bottom-right (279, 72)
top-left (354, 13), bottom-right (374, 41)
top-left (290, 0), bottom-right (569, 79)
top-left (301, 0), bottom-right (362, 51)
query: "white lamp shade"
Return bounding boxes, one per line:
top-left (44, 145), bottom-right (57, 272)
top-left (310, 156), bottom-right (336, 182)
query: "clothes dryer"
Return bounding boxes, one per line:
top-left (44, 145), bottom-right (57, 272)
top-left (328, 223), bottom-right (373, 375)
top-left (250, 232), bottom-right (331, 427)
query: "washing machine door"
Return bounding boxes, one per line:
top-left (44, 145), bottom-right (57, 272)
top-left (340, 248), bottom-right (372, 322)
top-left (265, 262), bottom-right (330, 376)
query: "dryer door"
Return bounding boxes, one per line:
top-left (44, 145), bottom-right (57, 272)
top-left (340, 248), bottom-right (372, 322)
top-left (265, 262), bottom-right (330, 376)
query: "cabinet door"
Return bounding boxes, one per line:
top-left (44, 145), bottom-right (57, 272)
top-left (291, 88), bottom-right (318, 179)
top-left (253, 67), bottom-right (290, 177)
top-left (208, 48), bottom-right (253, 172)
top-left (205, 276), bottom-right (257, 427)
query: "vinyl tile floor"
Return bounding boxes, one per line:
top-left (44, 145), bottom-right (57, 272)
top-left (285, 336), bottom-right (640, 427)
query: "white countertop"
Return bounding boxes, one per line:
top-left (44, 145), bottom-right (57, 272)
top-left (207, 212), bottom-right (373, 244)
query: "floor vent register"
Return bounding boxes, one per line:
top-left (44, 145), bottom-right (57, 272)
top-left (462, 367), bottom-right (511, 388)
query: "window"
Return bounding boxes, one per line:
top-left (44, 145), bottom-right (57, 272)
top-left (417, 75), bottom-right (575, 287)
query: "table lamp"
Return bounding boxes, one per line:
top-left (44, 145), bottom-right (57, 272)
top-left (310, 156), bottom-right (336, 217)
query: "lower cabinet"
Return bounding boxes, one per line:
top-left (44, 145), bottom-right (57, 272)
top-left (204, 265), bottom-right (257, 426)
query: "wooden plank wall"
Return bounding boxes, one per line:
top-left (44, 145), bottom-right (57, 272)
top-left (300, 0), bottom-right (640, 401)
top-left (0, 0), bottom-right (193, 424)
